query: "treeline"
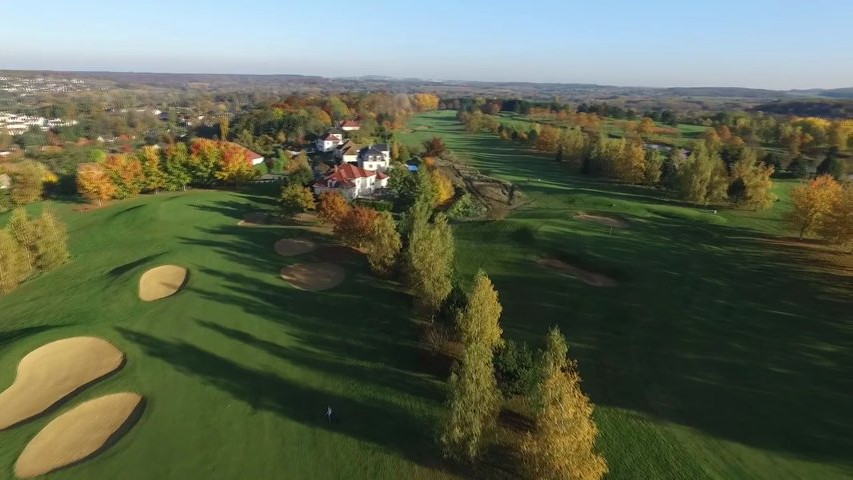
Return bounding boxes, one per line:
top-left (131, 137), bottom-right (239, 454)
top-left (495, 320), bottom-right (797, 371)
top-left (75, 139), bottom-right (260, 205)
top-left (459, 110), bottom-right (778, 210)
top-left (0, 208), bottom-right (69, 294)
top-left (228, 93), bottom-right (440, 154)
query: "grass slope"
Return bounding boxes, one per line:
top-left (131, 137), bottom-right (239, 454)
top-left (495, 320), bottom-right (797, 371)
top-left (397, 110), bottom-right (853, 480)
top-left (0, 192), bottom-right (457, 480)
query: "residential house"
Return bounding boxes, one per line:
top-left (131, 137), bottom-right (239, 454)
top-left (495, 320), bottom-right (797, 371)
top-left (0, 173), bottom-right (10, 190)
top-left (335, 140), bottom-right (362, 164)
top-left (313, 163), bottom-right (389, 201)
top-left (357, 145), bottom-right (390, 171)
top-left (340, 120), bottom-right (361, 131)
top-left (316, 129), bottom-right (345, 152)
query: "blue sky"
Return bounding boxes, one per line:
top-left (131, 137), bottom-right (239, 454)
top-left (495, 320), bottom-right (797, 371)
top-left (1, 0), bottom-right (851, 89)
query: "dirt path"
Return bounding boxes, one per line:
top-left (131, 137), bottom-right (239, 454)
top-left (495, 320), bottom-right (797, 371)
top-left (538, 257), bottom-right (618, 287)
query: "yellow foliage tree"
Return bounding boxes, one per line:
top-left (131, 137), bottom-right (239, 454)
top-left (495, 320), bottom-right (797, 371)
top-left (788, 175), bottom-right (843, 239)
top-left (521, 327), bottom-right (608, 480)
top-left (431, 170), bottom-right (455, 207)
top-left (0, 228), bottom-right (31, 294)
top-left (77, 163), bottom-right (117, 206)
top-left (816, 185), bottom-right (853, 247)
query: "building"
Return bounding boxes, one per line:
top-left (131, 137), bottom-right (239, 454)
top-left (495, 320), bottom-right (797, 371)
top-left (316, 129), bottom-right (345, 152)
top-left (340, 120), bottom-right (361, 131)
top-left (313, 163), bottom-right (389, 201)
top-left (335, 140), bottom-right (362, 164)
top-left (0, 173), bottom-right (10, 190)
top-left (358, 145), bottom-right (390, 171)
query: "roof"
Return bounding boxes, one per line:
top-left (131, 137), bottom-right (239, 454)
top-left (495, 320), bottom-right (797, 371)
top-left (320, 132), bottom-right (342, 141)
top-left (372, 143), bottom-right (389, 152)
top-left (327, 128), bottom-right (344, 135)
top-left (341, 120), bottom-right (360, 127)
top-left (227, 142), bottom-right (263, 162)
top-left (318, 164), bottom-right (378, 189)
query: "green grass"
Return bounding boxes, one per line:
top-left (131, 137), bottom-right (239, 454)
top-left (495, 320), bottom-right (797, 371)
top-left (398, 111), bottom-right (853, 480)
top-left (0, 191), bottom-right (458, 480)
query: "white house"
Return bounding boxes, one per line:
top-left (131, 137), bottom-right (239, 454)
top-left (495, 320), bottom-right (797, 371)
top-left (358, 145), bottom-right (391, 171)
top-left (316, 129), bottom-right (345, 152)
top-left (340, 120), bottom-right (361, 131)
top-left (313, 163), bottom-right (389, 201)
top-left (0, 174), bottom-right (10, 189)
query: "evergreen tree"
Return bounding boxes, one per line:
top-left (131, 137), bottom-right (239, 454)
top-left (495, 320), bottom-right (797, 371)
top-left (520, 327), bottom-right (608, 480)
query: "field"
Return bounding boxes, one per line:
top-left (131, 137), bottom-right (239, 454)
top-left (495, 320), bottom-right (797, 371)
top-left (397, 111), bottom-right (853, 479)
top-left (0, 191), bottom-right (457, 479)
top-left (0, 110), bottom-right (850, 480)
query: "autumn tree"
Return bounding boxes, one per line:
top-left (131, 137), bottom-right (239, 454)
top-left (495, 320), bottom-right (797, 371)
top-left (817, 185), bottom-right (853, 247)
top-left (77, 163), bottom-right (117, 205)
top-left (317, 191), bottom-right (351, 225)
top-left (219, 115), bottom-right (230, 140)
top-left (727, 149), bottom-right (776, 210)
top-left (188, 139), bottom-right (223, 186)
top-left (441, 271), bottom-right (504, 461)
top-left (8, 208), bottom-right (37, 268)
top-left (431, 170), bottom-right (455, 207)
top-left (406, 207), bottom-right (454, 313)
top-left (673, 143), bottom-right (729, 204)
top-left (534, 126), bottom-right (561, 153)
top-left (0, 228), bottom-right (31, 294)
top-left (788, 175), bottom-right (844, 239)
top-left (32, 208), bottom-right (70, 270)
top-left (217, 142), bottom-right (256, 186)
top-left (279, 183), bottom-right (316, 219)
top-left (139, 146), bottom-right (165, 193)
top-left (520, 327), bottom-right (608, 480)
top-left (9, 161), bottom-right (45, 205)
top-left (643, 149), bottom-right (664, 185)
top-left (103, 154), bottom-right (144, 198)
top-left (364, 211), bottom-right (402, 275)
top-left (164, 143), bottom-right (192, 191)
top-left (423, 137), bottom-right (447, 158)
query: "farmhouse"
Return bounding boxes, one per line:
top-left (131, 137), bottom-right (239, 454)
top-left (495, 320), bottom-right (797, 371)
top-left (313, 163), bottom-right (388, 201)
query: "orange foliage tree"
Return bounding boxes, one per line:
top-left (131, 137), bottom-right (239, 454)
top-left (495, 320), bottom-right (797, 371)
top-left (334, 205), bottom-right (379, 249)
top-left (317, 191), bottom-right (351, 225)
top-left (77, 163), bottom-right (117, 206)
top-left (103, 154), bottom-right (144, 199)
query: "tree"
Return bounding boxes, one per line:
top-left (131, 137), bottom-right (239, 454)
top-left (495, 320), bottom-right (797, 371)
top-left (219, 115), bottom-right (230, 140)
top-left (139, 146), bottom-right (165, 193)
top-left (440, 271), bottom-right (503, 461)
top-left (643, 149), bottom-right (664, 185)
top-left (279, 184), bottom-right (316, 219)
top-left (423, 137), bottom-right (447, 158)
top-left (0, 228), bottom-right (31, 294)
top-left (673, 144), bottom-right (728, 204)
top-left (216, 142), bottom-right (256, 186)
top-left (32, 208), bottom-right (70, 270)
top-left (816, 149), bottom-right (847, 181)
top-left (164, 143), bottom-right (192, 191)
top-left (317, 191), bottom-right (351, 225)
top-left (788, 175), bottom-right (843, 239)
top-left (727, 149), bottom-right (776, 210)
top-left (8, 208), bottom-right (37, 268)
top-left (431, 170), bottom-right (455, 207)
top-left (520, 327), bottom-right (608, 480)
top-left (406, 210), bottom-right (454, 313)
top-left (364, 211), bottom-right (402, 275)
top-left (77, 163), bottom-right (117, 206)
top-left (10, 161), bottom-right (45, 205)
top-left (817, 186), bottom-right (853, 247)
top-left (103, 154), bottom-right (144, 198)
top-left (334, 205), bottom-right (379, 248)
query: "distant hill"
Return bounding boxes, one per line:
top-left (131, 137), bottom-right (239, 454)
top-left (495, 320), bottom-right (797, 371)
top-left (752, 99), bottom-right (853, 118)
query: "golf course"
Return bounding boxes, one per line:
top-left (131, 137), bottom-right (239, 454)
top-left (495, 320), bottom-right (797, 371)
top-left (0, 110), bottom-right (850, 479)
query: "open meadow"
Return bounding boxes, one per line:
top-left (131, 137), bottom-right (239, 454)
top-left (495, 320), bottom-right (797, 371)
top-left (398, 110), bottom-right (853, 480)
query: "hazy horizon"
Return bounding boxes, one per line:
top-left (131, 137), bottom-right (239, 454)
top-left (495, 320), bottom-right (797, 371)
top-left (2, 0), bottom-right (852, 90)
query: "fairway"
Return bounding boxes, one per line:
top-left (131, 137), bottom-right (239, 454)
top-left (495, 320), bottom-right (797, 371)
top-left (0, 191), bottom-right (456, 479)
top-left (398, 111), bottom-right (853, 480)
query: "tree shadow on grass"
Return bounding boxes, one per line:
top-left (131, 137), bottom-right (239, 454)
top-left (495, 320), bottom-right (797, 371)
top-left (106, 252), bottom-right (166, 279)
top-left (0, 325), bottom-right (58, 348)
top-left (114, 327), bottom-right (448, 473)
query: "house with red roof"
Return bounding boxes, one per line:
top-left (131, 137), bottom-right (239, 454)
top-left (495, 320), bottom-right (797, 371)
top-left (228, 142), bottom-right (264, 166)
top-left (313, 163), bottom-right (389, 201)
top-left (316, 129), bottom-right (345, 152)
top-left (340, 120), bottom-right (361, 131)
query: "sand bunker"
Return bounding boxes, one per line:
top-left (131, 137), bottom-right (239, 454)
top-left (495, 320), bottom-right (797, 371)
top-left (274, 238), bottom-right (317, 256)
top-left (0, 337), bottom-right (124, 430)
top-left (138, 265), bottom-right (188, 301)
top-left (15, 392), bottom-right (144, 478)
top-left (238, 211), bottom-right (269, 226)
top-left (538, 257), bottom-right (618, 287)
top-left (575, 212), bottom-right (629, 229)
top-left (280, 263), bottom-right (345, 291)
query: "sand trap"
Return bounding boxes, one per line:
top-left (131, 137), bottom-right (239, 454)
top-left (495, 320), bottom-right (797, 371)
top-left (15, 392), bottom-right (144, 478)
top-left (538, 257), bottom-right (618, 287)
top-left (575, 212), bottom-right (629, 229)
top-left (274, 238), bottom-right (317, 256)
top-left (238, 211), bottom-right (269, 226)
top-left (280, 263), bottom-right (345, 291)
top-left (139, 265), bottom-right (188, 301)
top-left (0, 337), bottom-right (124, 430)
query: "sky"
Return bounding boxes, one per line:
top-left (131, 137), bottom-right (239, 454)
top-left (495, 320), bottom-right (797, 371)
top-left (1, 0), bottom-right (851, 90)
